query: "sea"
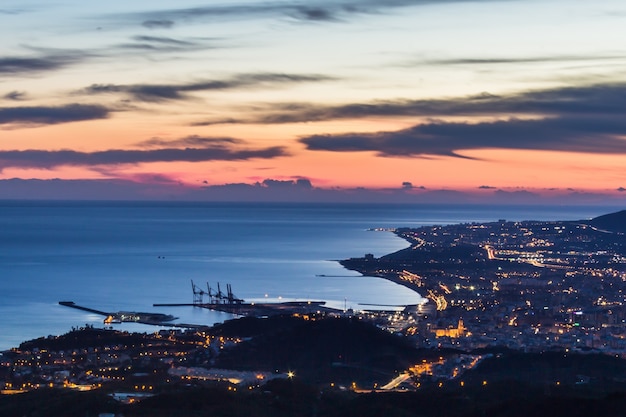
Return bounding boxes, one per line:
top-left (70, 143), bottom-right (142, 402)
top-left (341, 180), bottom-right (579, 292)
top-left (0, 201), bottom-right (619, 351)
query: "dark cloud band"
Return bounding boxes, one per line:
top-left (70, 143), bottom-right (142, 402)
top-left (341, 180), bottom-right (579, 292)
top-left (201, 83), bottom-right (626, 125)
top-left (0, 145), bottom-right (287, 170)
top-left (300, 115), bottom-right (626, 157)
top-left (184, 82), bottom-right (626, 158)
top-left (136, 135), bottom-right (245, 148)
top-left (0, 104), bottom-right (109, 126)
top-left (0, 56), bottom-right (80, 75)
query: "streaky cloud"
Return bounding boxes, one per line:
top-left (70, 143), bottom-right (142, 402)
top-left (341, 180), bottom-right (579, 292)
top-left (83, 72), bottom-right (335, 102)
top-left (0, 54), bottom-right (84, 75)
top-left (0, 146), bottom-right (287, 170)
top-left (85, 83), bottom-right (182, 101)
top-left (202, 82), bottom-right (626, 157)
top-left (142, 19), bottom-right (175, 29)
top-left (0, 104), bottom-right (109, 126)
top-left (0, 8), bottom-right (28, 15)
top-left (117, 35), bottom-right (207, 53)
top-left (136, 135), bottom-right (245, 148)
top-left (300, 115), bottom-right (626, 157)
top-left (132, 35), bottom-right (195, 46)
top-left (202, 83), bottom-right (626, 125)
top-left (192, 117), bottom-right (244, 126)
top-left (419, 54), bottom-right (626, 66)
top-left (287, 7), bottom-right (338, 22)
top-left (3, 91), bottom-right (26, 101)
top-left (118, 0), bottom-right (501, 26)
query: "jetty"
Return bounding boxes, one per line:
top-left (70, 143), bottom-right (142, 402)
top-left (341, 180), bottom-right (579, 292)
top-left (59, 301), bottom-right (181, 326)
top-left (153, 280), bottom-right (335, 317)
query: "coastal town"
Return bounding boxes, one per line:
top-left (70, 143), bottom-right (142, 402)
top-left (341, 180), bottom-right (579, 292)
top-left (343, 209), bottom-right (626, 353)
top-left (2, 210), bottom-right (626, 415)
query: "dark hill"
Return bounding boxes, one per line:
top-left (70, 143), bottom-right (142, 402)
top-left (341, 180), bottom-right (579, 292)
top-left (463, 351), bottom-right (626, 386)
top-left (19, 327), bottom-right (150, 351)
top-left (589, 209), bottom-right (626, 233)
top-left (214, 316), bottom-right (421, 385)
top-left (208, 315), bottom-right (304, 338)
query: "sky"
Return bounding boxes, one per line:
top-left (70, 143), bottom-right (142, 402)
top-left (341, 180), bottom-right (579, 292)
top-left (1, 0), bottom-right (626, 203)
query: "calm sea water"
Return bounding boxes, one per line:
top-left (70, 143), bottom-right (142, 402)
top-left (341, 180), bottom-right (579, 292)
top-left (0, 201), bottom-right (616, 350)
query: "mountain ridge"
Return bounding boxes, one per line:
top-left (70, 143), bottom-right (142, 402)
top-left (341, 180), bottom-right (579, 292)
top-left (589, 209), bottom-right (626, 233)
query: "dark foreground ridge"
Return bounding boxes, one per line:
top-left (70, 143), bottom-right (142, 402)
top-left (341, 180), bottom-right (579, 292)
top-left (5, 380), bottom-right (626, 417)
top-left (5, 319), bottom-right (626, 416)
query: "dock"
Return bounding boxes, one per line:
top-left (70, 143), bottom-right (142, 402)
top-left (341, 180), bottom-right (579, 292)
top-left (59, 301), bottom-right (182, 326)
top-left (156, 280), bottom-right (339, 317)
top-left (153, 300), bottom-right (334, 317)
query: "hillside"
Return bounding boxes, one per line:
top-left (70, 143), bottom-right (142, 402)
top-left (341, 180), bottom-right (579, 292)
top-left (213, 316), bottom-right (422, 385)
top-left (589, 209), bottom-right (626, 233)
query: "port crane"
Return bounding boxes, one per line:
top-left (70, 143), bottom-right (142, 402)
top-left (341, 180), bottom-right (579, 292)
top-left (193, 280), bottom-right (244, 305)
top-left (226, 283), bottom-right (244, 304)
top-left (191, 279), bottom-right (207, 305)
top-left (215, 282), bottom-right (225, 303)
top-left (206, 282), bottom-right (216, 303)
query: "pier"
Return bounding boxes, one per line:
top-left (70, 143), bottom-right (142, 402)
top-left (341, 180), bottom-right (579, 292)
top-left (59, 301), bottom-right (181, 326)
top-left (153, 300), bottom-right (334, 317)
top-left (153, 280), bottom-right (338, 317)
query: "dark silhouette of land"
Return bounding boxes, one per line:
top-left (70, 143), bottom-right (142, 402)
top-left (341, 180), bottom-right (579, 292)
top-left (590, 209), bottom-right (626, 233)
top-left (5, 317), bottom-right (626, 416)
top-left (213, 316), bottom-right (422, 384)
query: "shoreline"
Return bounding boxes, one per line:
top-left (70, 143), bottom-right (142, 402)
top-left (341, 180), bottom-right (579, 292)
top-left (339, 231), bottom-right (431, 306)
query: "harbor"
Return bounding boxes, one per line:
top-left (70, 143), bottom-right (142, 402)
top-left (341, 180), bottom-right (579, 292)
top-left (153, 280), bottom-right (337, 316)
top-left (59, 281), bottom-right (340, 332)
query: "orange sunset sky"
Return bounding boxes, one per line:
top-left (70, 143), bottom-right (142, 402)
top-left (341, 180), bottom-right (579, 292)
top-left (1, 0), bottom-right (626, 203)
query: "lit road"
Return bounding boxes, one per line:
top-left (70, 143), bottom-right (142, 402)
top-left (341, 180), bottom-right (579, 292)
top-left (380, 373), bottom-right (411, 390)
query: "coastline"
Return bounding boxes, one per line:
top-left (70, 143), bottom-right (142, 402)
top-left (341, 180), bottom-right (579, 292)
top-left (339, 231), bottom-right (431, 306)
